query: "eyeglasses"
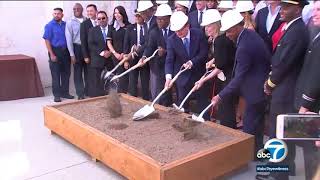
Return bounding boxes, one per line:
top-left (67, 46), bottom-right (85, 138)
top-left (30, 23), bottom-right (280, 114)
top-left (97, 17), bottom-right (106, 20)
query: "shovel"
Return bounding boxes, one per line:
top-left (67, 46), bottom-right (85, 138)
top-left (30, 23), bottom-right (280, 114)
top-left (110, 49), bottom-right (159, 82)
top-left (172, 69), bottom-right (213, 112)
top-left (101, 45), bottom-right (139, 83)
top-left (191, 102), bottom-right (214, 122)
top-left (133, 66), bottom-right (189, 121)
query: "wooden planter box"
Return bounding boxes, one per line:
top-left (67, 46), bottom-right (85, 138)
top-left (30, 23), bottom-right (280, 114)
top-left (44, 94), bottom-right (254, 180)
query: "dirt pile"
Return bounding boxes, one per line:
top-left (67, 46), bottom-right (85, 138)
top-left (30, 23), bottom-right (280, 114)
top-left (106, 90), bottom-right (122, 118)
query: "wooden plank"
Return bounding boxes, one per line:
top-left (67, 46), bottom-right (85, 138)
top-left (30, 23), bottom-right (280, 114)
top-left (160, 136), bottom-right (254, 180)
top-left (44, 106), bottom-right (161, 180)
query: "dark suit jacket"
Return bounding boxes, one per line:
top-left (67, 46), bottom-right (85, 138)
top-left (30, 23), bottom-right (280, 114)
top-left (219, 29), bottom-right (271, 105)
top-left (270, 18), bottom-right (309, 103)
top-left (255, 7), bottom-right (283, 52)
top-left (165, 28), bottom-right (208, 87)
top-left (188, 10), bottom-right (201, 29)
top-left (80, 18), bottom-right (94, 59)
top-left (295, 33), bottom-right (320, 111)
top-left (144, 16), bottom-right (158, 46)
top-left (123, 23), bottom-right (147, 64)
top-left (88, 26), bottom-right (113, 69)
top-left (144, 27), bottom-right (174, 75)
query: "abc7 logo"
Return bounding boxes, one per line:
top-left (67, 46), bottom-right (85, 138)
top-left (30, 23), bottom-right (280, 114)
top-left (256, 138), bottom-right (288, 163)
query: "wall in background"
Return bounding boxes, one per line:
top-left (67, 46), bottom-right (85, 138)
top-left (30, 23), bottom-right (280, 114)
top-left (0, 1), bottom-right (137, 87)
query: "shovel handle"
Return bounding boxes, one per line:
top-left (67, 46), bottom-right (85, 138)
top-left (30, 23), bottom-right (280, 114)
top-left (169, 66), bottom-right (189, 87)
top-left (151, 87), bottom-right (168, 106)
top-left (143, 49), bottom-right (159, 64)
top-left (198, 102), bottom-right (214, 119)
top-left (111, 62), bottom-right (141, 81)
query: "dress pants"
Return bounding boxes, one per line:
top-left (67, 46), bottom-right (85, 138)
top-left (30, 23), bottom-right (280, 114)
top-left (129, 65), bottom-right (150, 100)
top-left (149, 68), bottom-right (172, 106)
top-left (73, 44), bottom-right (88, 98)
top-left (243, 100), bottom-right (266, 155)
top-left (176, 80), bottom-right (211, 120)
top-left (49, 47), bottom-right (71, 98)
top-left (87, 66), bottom-right (106, 97)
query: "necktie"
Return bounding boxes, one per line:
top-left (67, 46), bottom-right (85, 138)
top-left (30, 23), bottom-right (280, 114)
top-left (102, 28), bottom-right (107, 42)
top-left (183, 38), bottom-right (190, 56)
top-left (139, 26), bottom-right (145, 45)
top-left (163, 28), bottom-right (168, 42)
top-left (199, 11), bottom-right (203, 25)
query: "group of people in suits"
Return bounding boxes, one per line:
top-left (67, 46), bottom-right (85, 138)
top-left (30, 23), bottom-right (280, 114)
top-left (43, 1), bottom-right (320, 179)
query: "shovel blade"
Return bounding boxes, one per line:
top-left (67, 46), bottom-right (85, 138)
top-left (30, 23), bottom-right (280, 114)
top-left (133, 105), bottom-right (155, 121)
top-left (172, 103), bottom-right (184, 112)
top-left (191, 114), bottom-right (205, 123)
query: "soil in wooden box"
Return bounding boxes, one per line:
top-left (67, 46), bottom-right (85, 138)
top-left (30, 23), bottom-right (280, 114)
top-left (56, 96), bottom-right (239, 165)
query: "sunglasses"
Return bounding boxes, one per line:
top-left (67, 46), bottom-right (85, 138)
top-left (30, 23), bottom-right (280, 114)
top-left (97, 17), bottom-right (106, 20)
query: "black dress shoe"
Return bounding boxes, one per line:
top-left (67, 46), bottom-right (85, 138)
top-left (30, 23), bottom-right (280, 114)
top-left (54, 97), bottom-right (61, 102)
top-left (78, 96), bottom-right (85, 100)
top-left (62, 94), bottom-right (74, 99)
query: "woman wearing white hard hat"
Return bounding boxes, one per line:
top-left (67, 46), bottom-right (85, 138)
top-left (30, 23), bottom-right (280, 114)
top-left (217, 0), bottom-right (234, 15)
top-left (214, 9), bottom-right (271, 157)
top-left (195, 9), bottom-right (237, 128)
top-left (175, 0), bottom-right (189, 14)
top-left (235, 1), bottom-right (256, 30)
top-left (167, 11), bottom-right (211, 119)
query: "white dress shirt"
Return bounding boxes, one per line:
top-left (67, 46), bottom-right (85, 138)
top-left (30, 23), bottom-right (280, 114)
top-left (266, 5), bottom-right (281, 33)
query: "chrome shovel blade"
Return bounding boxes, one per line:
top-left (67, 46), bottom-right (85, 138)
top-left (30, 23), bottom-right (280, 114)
top-left (132, 105), bottom-right (155, 121)
top-left (172, 103), bottom-right (184, 112)
top-left (191, 114), bottom-right (205, 123)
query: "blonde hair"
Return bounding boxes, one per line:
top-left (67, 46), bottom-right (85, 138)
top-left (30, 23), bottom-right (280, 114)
top-left (207, 21), bottom-right (222, 39)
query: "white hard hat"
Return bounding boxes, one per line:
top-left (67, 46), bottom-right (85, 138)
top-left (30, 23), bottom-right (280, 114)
top-left (155, 4), bottom-right (172, 16)
top-left (201, 9), bottom-right (221, 26)
top-left (220, 10), bottom-right (244, 31)
top-left (170, 11), bottom-right (188, 31)
top-left (137, 1), bottom-right (154, 12)
top-left (156, 0), bottom-right (168, 5)
top-left (217, 1), bottom-right (234, 9)
top-left (235, 1), bottom-right (254, 13)
top-left (175, 0), bottom-right (190, 8)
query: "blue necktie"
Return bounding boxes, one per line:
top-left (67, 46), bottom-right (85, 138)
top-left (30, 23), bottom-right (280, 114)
top-left (140, 26), bottom-right (145, 45)
top-left (102, 28), bottom-right (107, 42)
top-left (163, 28), bottom-right (168, 43)
top-left (183, 38), bottom-right (190, 56)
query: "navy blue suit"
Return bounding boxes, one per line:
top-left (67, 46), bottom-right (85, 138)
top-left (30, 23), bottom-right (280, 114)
top-left (144, 27), bottom-right (174, 106)
top-left (188, 10), bottom-right (202, 29)
top-left (165, 28), bottom-right (209, 117)
top-left (219, 29), bottom-right (271, 153)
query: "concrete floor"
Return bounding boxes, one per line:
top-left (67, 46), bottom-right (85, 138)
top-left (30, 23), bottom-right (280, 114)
top-left (0, 88), bottom-right (306, 180)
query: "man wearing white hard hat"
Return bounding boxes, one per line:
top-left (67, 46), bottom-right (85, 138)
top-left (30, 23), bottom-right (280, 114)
top-left (165, 11), bottom-right (210, 119)
top-left (137, 1), bottom-right (157, 32)
top-left (235, 1), bottom-right (256, 30)
top-left (124, 9), bottom-right (150, 101)
top-left (188, 0), bottom-right (207, 29)
top-left (142, 4), bottom-right (173, 106)
top-left (195, 9), bottom-right (237, 128)
top-left (211, 10), bottom-right (271, 156)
